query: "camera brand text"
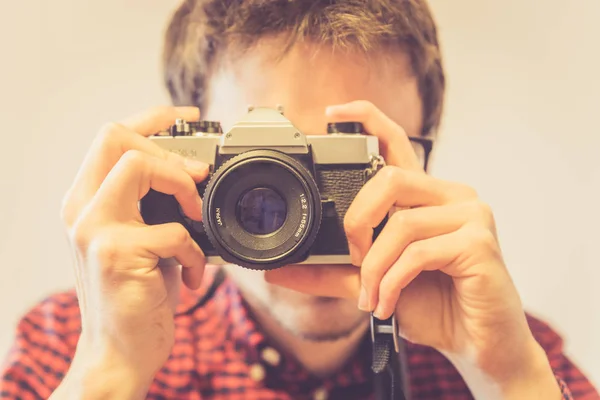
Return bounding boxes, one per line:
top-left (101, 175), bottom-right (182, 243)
top-left (215, 208), bottom-right (223, 226)
top-left (169, 149), bottom-right (198, 158)
top-left (295, 213), bottom-right (308, 238)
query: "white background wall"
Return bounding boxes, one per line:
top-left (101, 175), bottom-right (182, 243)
top-left (1, 0), bottom-right (598, 388)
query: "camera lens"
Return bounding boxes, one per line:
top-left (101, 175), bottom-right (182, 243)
top-left (237, 187), bottom-right (287, 235)
top-left (202, 150), bottom-right (322, 270)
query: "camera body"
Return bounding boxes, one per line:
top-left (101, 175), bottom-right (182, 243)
top-left (140, 106), bottom-right (386, 270)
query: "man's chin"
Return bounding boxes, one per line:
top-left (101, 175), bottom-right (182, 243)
top-left (268, 296), bottom-right (370, 342)
top-left (225, 266), bottom-right (369, 342)
top-left (292, 318), bottom-right (368, 342)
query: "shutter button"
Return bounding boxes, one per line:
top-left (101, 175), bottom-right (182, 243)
top-left (261, 347), bottom-right (281, 366)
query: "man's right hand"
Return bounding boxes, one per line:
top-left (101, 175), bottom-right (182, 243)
top-left (51, 107), bottom-right (209, 399)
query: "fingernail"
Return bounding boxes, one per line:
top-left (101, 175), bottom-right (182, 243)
top-left (325, 105), bottom-right (343, 116)
top-left (348, 243), bottom-right (361, 266)
top-left (176, 106), bottom-right (201, 119)
top-left (358, 286), bottom-right (369, 311)
top-left (184, 158), bottom-right (208, 172)
top-left (373, 305), bottom-right (384, 319)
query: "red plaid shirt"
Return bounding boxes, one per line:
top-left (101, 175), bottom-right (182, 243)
top-left (1, 266), bottom-right (598, 399)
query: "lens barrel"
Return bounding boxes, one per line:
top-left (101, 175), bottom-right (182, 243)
top-left (202, 150), bottom-right (322, 270)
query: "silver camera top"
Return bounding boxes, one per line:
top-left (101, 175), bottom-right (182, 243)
top-left (223, 106), bottom-right (309, 155)
top-left (151, 106), bottom-right (380, 165)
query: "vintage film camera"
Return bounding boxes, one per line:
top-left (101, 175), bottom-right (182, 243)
top-left (139, 106), bottom-right (387, 270)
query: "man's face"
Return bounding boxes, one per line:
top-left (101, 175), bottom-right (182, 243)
top-left (203, 37), bottom-right (423, 341)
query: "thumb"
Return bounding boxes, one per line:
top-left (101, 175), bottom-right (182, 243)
top-left (265, 264), bottom-right (361, 300)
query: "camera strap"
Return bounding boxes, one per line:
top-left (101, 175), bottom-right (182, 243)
top-left (371, 314), bottom-right (411, 400)
top-left (187, 268), bottom-right (411, 399)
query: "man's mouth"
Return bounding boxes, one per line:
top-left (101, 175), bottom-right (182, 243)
top-left (312, 296), bottom-right (343, 304)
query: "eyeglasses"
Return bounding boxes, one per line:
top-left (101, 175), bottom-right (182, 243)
top-left (409, 136), bottom-right (434, 171)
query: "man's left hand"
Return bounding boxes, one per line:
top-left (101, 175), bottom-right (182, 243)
top-left (265, 100), bottom-right (562, 399)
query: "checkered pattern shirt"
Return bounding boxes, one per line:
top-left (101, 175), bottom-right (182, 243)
top-left (1, 267), bottom-right (598, 399)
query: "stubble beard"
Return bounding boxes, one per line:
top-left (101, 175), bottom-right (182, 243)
top-left (251, 294), bottom-right (369, 342)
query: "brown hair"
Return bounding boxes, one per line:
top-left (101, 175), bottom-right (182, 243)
top-left (163, 0), bottom-right (445, 136)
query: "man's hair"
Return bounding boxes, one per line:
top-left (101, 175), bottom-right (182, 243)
top-left (163, 0), bottom-right (445, 136)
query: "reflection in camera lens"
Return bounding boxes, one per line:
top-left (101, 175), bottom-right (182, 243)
top-left (202, 150), bottom-right (322, 270)
top-left (237, 187), bottom-right (287, 235)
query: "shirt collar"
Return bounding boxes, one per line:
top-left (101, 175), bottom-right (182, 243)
top-left (175, 266), bottom-right (373, 397)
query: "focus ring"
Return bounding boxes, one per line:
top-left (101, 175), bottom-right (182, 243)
top-left (202, 150), bottom-right (322, 270)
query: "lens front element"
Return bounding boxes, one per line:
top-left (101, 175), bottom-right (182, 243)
top-left (202, 150), bottom-right (322, 270)
top-left (237, 187), bottom-right (287, 235)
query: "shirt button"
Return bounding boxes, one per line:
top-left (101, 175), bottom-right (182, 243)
top-left (249, 363), bottom-right (266, 382)
top-left (261, 347), bottom-right (281, 366)
top-left (313, 387), bottom-right (328, 400)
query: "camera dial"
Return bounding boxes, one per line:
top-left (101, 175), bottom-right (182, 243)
top-left (170, 119), bottom-right (223, 136)
top-left (327, 122), bottom-right (365, 135)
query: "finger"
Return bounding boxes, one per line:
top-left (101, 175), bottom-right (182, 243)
top-left (83, 122), bottom-right (208, 190)
top-left (93, 150), bottom-right (203, 222)
top-left (344, 166), bottom-right (477, 264)
top-left (182, 262), bottom-right (205, 290)
top-left (359, 203), bottom-right (476, 312)
top-left (373, 226), bottom-right (497, 319)
top-left (120, 105), bottom-right (200, 136)
top-left (264, 264), bottom-right (361, 299)
top-left (62, 107), bottom-right (206, 227)
top-left (325, 100), bottom-right (422, 171)
top-left (141, 222), bottom-right (206, 290)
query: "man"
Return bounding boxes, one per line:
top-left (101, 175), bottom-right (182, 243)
top-left (1, 0), bottom-right (598, 399)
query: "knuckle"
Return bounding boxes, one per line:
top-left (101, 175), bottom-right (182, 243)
top-left (343, 214), bottom-right (363, 241)
top-left (69, 217), bottom-right (93, 251)
top-left (378, 165), bottom-right (402, 183)
top-left (478, 229), bottom-right (498, 251)
top-left (467, 227), bottom-right (499, 255)
top-left (471, 200), bottom-right (496, 227)
top-left (444, 181), bottom-right (478, 203)
top-left (390, 211), bottom-right (413, 232)
top-left (87, 232), bottom-right (121, 267)
top-left (172, 224), bottom-right (192, 247)
top-left (404, 242), bottom-right (427, 266)
top-left (69, 222), bottom-right (124, 282)
top-left (96, 121), bottom-right (123, 145)
top-left (377, 166), bottom-right (405, 192)
top-left (120, 149), bottom-right (147, 168)
top-left (457, 182), bottom-right (478, 199)
top-left (474, 199), bottom-right (492, 216)
top-left (59, 190), bottom-right (76, 227)
top-left (69, 217), bottom-right (129, 270)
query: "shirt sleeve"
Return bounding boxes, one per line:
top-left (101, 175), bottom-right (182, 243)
top-left (526, 314), bottom-right (600, 400)
top-left (0, 291), bottom-right (80, 400)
